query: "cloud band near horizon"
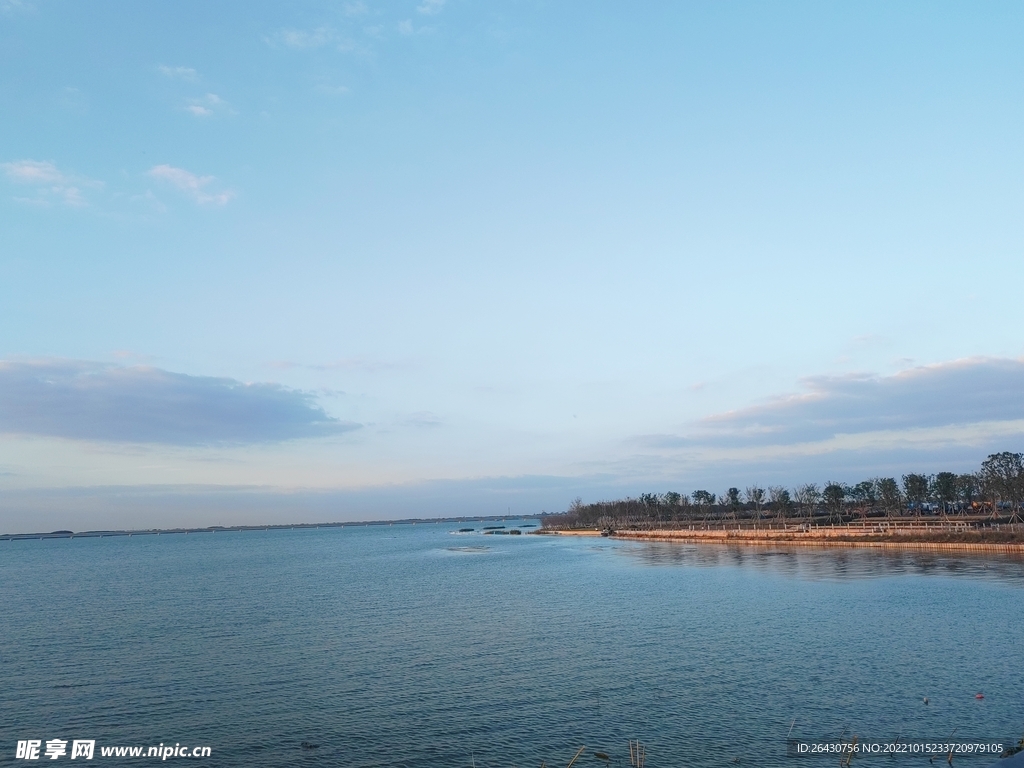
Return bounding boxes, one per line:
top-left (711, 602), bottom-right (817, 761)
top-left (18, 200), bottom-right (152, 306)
top-left (643, 357), bottom-right (1024, 450)
top-left (0, 359), bottom-right (357, 445)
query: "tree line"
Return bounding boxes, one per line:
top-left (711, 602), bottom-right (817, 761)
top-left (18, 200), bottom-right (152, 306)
top-left (545, 451), bottom-right (1024, 529)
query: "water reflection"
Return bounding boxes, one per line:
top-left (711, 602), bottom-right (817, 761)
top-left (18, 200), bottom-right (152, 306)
top-left (615, 540), bottom-right (1024, 585)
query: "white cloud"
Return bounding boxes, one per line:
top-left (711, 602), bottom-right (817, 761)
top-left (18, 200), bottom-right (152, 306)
top-left (398, 16), bottom-right (439, 36)
top-left (343, 1), bottom-right (367, 15)
top-left (1, 159), bottom-right (99, 207)
top-left (158, 65), bottom-right (198, 81)
top-left (147, 164), bottom-right (234, 206)
top-left (279, 26), bottom-right (334, 48)
top-left (315, 83), bottom-right (350, 96)
top-left (184, 93), bottom-right (228, 118)
top-left (417, 0), bottom-right (445, 15)
top-left (3, 159), bottom-right (63, 184)
top-left (1, 0), bottom-right (32, 13)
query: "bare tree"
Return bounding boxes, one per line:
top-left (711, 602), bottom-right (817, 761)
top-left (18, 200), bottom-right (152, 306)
top-left (768, 486), bottom-right (792, 523)
top-left (744, 486), bottom-right (765, 526)
top-left (795, 483), bottom-right (820, 525)
top-left (725, 487), bottom-right (742, 522)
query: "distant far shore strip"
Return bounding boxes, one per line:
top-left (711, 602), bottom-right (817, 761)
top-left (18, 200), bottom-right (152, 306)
top-left (545, 529), bottom-right (1024, 553)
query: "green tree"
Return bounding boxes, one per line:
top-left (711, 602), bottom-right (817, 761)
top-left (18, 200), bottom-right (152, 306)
top-left (691, 490), bottom-right (716, 521)
top-left (956, 473), bottom-right (980, 512)
top-left (823, 482), bottom-right (846, 523)
top-left (902, 473), bottom-right (931, 516)
top-left (875, 477), bottom-right (902, 518)
top-left (725, 487), bottom-right (742, 521)
top-left (691, 490), bottom-right (714, 506)
top-left (639, 493), bottom-right (659, 507)
top-left (980, 451), bottom-right (1024, 518)
top-left (932, 472), bottom-right (957, 516)
top-left (849, 480), bottom-right (877, 516)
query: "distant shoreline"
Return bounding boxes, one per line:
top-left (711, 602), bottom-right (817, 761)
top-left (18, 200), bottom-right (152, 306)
top-left (0, 515), bottom-right (535, 541)
top-left (544, 527), bottom-right (1024, 554)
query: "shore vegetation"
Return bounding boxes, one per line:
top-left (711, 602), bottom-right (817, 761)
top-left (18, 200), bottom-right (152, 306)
top-left (542, 452), bottom-right (1024, 544)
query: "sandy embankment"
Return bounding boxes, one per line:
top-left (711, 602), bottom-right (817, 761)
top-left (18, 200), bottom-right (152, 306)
top-left (541, 527), bottom-right (1024, 553)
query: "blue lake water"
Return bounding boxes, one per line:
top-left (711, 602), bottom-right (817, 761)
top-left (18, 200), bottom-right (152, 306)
top-left (2, 522), bottom-right (1023, 767)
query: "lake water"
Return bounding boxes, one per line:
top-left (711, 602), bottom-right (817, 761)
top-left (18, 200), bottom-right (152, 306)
top-left (2, 522), bottom-right (1023, 767)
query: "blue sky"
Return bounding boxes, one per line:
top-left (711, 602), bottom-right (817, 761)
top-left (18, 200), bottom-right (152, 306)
top-left (2, 1), bottom-right (1024, 531)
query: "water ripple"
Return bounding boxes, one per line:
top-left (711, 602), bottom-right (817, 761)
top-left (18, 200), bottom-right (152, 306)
top-left (1, 526), bottom-right (1022, 767)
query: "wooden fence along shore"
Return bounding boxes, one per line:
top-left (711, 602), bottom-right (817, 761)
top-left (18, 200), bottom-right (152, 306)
top-left (606, 527), bottom-right (1024, 553)
top-left (548, 521), bottom-right (1024, 553)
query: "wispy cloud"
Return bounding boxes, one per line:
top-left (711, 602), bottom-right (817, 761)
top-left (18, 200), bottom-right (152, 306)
top-left (398, 17), bottom-right (439, 36)
top-left (315, 83), bottom-right (350, 97)
top-left (3, 159), bottom-right (65, 184)
top-left (416, 0), bottom-right (445, 15)
top-left (1, 0), bottom-right (32, 13)
top-left (147, 164), bottom-right (233, 206)
top-left (184, 93), bottom-right (228, 117)
top-left (57, 86), bottom-right (88, 113)
top-left (268, 357), bottom-right (407, 374)
top-left (277, 26), bottom-right (334, 49)
top-left (403, 411), bottom-right (441, 428)
top-left (158, 65), bottom-right (198, 81)
top-left (110, 350), bottom-right (156, 363)
top-left (1, 159), bottom-right (100, 207)
top-left (0, 360), bottom-right (360, 445)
